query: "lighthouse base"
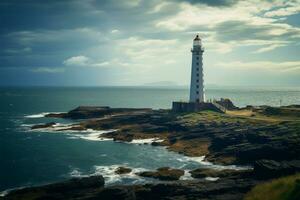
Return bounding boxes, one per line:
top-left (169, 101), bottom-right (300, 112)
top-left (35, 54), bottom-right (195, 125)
top-left (172, 101), bottom-right (224, 113)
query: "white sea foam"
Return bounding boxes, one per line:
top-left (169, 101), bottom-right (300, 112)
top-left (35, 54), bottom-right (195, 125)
top-left (0, 186), bottom-right (27, 197)
top-left (130, 138), bottom-right (164, 144)
top-left (69, 169), bottom-right (85, 177)
top-left (29, 123), bottom-right (74, 132)
top-left (205, 177), bottom-right (219, 181)
top-left (184, 155), bottom-right (252, 170)
top-left (24, 112), bottom-right (50, 118)
top-left (180, 170), bottom-right (194, 180)
top-left (0, 190), bottom-right (8, 197)
top-left (71, 165), bottom-right (150, 185)
top-left (70, 130), bottom-right (114, 141)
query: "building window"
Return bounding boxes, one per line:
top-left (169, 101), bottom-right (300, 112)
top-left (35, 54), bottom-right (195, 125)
top-left (196, 91), bottom-right (199, 94)
top-left (196, 98), bottom-right (199, 102)
top-left (196, 85), bottom-right (199, 88)
top-left (196, 57), bottom-right (199, 60)
top-left (196, 73), bottom-right (199, 77)
top-left (196, 68), bottom-right (199, 71)
top-left (196, 79), bottom-right (199, 82)
top-left (196, 62), bottom-right (199, 65)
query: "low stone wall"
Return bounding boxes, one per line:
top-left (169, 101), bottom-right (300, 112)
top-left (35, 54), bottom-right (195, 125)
top-left (172, 102), bottom-right (224, 113)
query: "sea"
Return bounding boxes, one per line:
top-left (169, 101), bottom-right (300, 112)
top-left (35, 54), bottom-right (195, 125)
top-left (0, 86), bottom-right (299, 193)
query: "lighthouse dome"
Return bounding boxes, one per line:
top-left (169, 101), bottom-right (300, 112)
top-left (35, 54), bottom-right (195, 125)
top-left (193, 35), bottom-right (202, 46)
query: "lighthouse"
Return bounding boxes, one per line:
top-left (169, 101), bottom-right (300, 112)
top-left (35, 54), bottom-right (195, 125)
top-left (189, 35), bottom-right (205, 103)
top-left (172, 35), bottom-right (225, 113)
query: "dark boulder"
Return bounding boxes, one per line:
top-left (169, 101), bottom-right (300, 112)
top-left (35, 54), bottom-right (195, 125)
top-left (190, 168), bottom-right (252, 179)
top-left (137, 167), bottom-right (184, 181)
top-left (215, 98), bottom-right (238, 110)
top-left (96, 187), bottom-right (136, 200)
top-left (115, 167), bottom-right (132, 174)
top-left (5, 176), bottom-right (105, 199)
top-left (31, 122), bottom-right (56, 129)
top-left (254, 159), bottom-right (300, 179)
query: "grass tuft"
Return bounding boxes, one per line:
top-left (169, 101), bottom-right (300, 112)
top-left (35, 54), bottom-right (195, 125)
top-left (244, 173), bottom-right (300, 200)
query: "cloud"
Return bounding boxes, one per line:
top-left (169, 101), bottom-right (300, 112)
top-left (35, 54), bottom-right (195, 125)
top-left (63, 55), bottom-right (89, 66)
top-left (63, 55), bottom-right (126, 68)
top-left (30, 67), bottom-right (65, 73)
top-left (217, 60), bottom-right (300, 72)
top-left (254, 44), bottom-right (287, 53)
top-left (1, 0), bottom-right (300, 86)
top-left (111, 29), bottom-right (120, 34)
top-left (4, 47), bottom-right (32, 54)
top-left (174, 0), bottom-right (237, 7)
top-left (264, 3), bottom-right (300, 17)
top-left (155, 0), bottom-right (300, 53)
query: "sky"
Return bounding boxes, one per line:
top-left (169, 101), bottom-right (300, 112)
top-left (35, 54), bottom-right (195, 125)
top-left (1, 0), bottom-right (300, 87)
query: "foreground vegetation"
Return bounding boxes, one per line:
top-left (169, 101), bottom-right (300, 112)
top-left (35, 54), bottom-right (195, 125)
top-left (244, 173), bottom-right (300, 200)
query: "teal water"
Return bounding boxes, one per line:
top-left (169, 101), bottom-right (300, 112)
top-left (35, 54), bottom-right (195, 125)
top-left (0, 86), bottom-right (299, 192)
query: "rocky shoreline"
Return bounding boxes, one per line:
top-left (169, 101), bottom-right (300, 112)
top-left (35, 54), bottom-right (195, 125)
top-left (4, 105), bottom-right (300, 199)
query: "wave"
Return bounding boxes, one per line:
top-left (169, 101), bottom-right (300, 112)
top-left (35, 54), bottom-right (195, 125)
top-left (180, 170), bottom-right (193, 180)
top-left (24, 112), bottom-right (63, 118)
top-left (67, 130), bottom-right (114, 141)
top-left (205, 177), bottom-right (219, 181)
top-left (178, 155), bottom-right (252, 170)
top-left (24, 112), bottom-right (50, 118)
top-left (129, 138), bottom-right (164, 144)
top-left (69, 165), bottom-right (151, 185)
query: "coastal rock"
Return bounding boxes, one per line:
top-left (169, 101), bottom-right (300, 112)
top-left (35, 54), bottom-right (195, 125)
top-left (115, 167), bottom-right (132, 174)
top-left (151, 141), bottom-right (161, 146)
top-left (254, 159), bottom-right (300, 179)
top-left (58, 126), bottom-right (86, 131)
top-left (5, 175), bottom-right (105, 199)
top-left (96, 187), bottom-right (136, 200)
top-left (137, 167), bottom-right (184, 181)
top-left (113, 133), bottom-right (134, 142)
top-left (31, 122), bottom-right (56, 129)
top-left (190, 168), bottom-right (251, 179)
top-left (49, 106), bottom-right (152, 119)
top-left (215, 98), bottom-right (238, 110)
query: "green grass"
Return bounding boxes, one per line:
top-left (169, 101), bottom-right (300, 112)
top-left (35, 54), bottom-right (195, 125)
top-left (244, 174), bottom-right (300, 200)
top-left (177, 110), bottom-right (263, 127)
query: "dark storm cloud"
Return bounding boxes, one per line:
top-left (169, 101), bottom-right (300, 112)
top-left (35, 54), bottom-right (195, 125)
top-left (0, 0), bottom-right (106, 32)
top-left (1, 0), bottom-right (300, 86)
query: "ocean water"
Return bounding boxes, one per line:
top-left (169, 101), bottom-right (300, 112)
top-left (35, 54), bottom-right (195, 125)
top-left (0, 86), bottom-right (299, 192)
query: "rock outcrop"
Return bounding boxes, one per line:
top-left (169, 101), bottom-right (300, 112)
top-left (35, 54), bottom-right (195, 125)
top-left (31, 122), bottom-right (56, 129)
top-left (46, 106), bottom-right (152, 119)
top-left (137, 167), bottom-right (184, 181)
top-left (4, 176), bottom-right (105, 200)
top-left (115, 167), bottom-right (132, 174)
top-left (3, 175), bottom-right (260, 200)
top-left (190, 168), bottom-right (252, 179)
top-left (254, 159), bottom-right (300, 179)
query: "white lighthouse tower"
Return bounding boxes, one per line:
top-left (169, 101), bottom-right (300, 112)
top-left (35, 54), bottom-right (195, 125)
top-left (189, 35), bottom-right (205, 103)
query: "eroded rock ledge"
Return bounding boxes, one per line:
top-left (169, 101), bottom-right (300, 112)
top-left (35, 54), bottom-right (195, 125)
top-left (19, 105), bottom-right (300, 200)
top-left (40, 105), bottom-right (300, 166)
top-left (3, 171), bottom-right (260, 200)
